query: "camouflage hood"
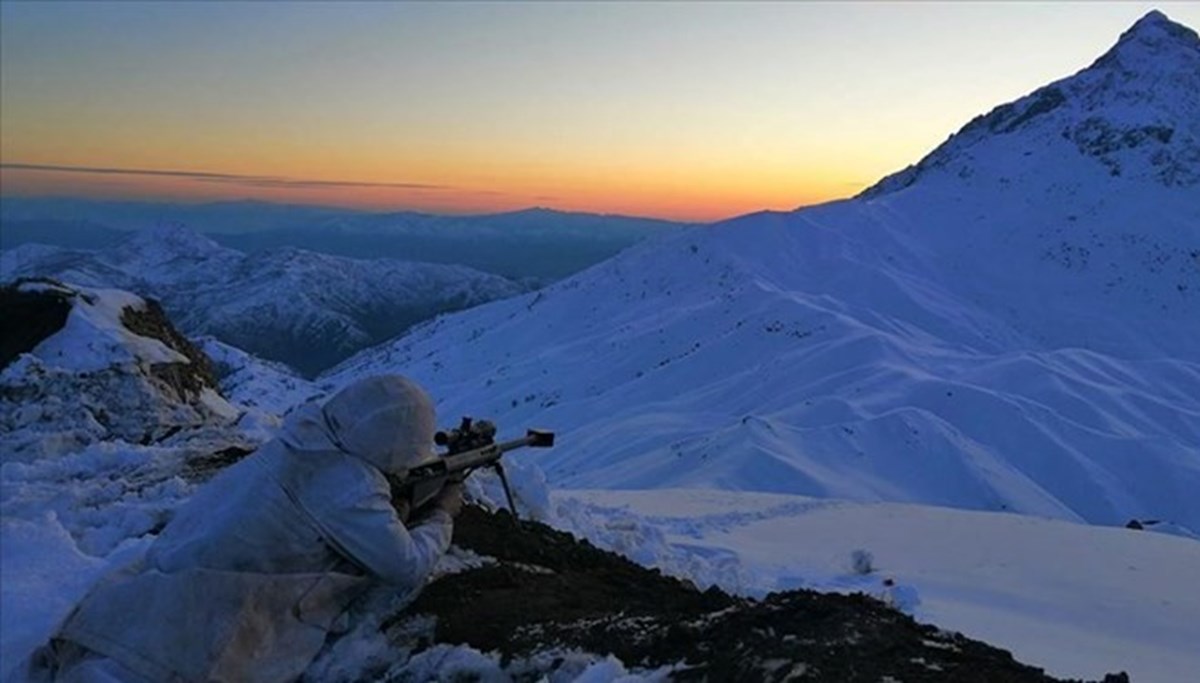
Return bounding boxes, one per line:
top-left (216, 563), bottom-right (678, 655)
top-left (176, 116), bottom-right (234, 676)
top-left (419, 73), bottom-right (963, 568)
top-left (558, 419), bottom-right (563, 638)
top-left (281, 375), bottom-right (438, 476)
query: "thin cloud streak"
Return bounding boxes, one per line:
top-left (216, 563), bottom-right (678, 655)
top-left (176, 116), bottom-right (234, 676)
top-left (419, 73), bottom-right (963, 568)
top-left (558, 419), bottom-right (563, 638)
top-left (0, 162), bottom-right (449, 191)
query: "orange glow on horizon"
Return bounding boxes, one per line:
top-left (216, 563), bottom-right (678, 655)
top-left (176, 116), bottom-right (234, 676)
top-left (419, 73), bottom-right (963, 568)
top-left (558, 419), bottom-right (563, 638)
top-left (4, 3), bottom-right (1198, 224)
top-left (0, 163), bottom-right (866, 223)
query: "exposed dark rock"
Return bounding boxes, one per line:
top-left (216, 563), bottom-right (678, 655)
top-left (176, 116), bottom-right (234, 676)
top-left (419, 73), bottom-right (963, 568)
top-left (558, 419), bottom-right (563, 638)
top-left (998, 88), bottom-right (1067, 134)
top-left (120, 297), bottom-right (219, 397)
top-left (183, 445), bottom-right (255, 482)
top-left (0, 278), bottom-right (74, 370)
top-left (399, 507), bottom-right (1124, 682)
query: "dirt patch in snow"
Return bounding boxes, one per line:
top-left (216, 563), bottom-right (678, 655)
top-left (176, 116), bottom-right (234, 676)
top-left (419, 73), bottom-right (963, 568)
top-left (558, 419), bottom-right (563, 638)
top-left (0, 279), bottom-right (73, 370)
top-left (404, 506), bottom-right (1128, 683)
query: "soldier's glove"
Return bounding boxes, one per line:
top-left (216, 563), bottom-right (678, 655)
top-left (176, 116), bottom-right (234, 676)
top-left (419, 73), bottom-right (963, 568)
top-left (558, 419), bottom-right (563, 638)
top-left (434, 482), bottom-right (465, 518)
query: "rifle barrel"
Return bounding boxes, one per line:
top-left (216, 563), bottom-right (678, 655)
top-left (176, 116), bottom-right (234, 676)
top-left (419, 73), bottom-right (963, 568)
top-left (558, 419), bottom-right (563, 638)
top-left (396, 425), bottom-right (554, 518)
top-left (407, 429), bottom-right (555, 483)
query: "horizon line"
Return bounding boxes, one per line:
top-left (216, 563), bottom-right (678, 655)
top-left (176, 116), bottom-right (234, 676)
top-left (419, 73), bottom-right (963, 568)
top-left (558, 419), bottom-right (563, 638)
top-left (0, 190), bottom-right (728, 225)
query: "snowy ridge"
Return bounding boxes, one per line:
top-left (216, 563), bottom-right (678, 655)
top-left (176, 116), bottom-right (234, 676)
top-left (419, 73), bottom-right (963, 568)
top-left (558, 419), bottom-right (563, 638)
top-left (0, 281), bottom-right (242, 461)
top-left (21, 281), bottom-right (189, 372)
top-left (197, 337), bottom-right (323, 417)
top-left (1, 225), bottom-right (525, 375)
top-left (326, 12), bottom-right (1200, 535)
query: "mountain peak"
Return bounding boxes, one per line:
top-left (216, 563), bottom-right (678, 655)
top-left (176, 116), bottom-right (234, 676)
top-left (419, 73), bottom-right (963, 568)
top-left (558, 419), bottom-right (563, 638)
top-left (860, 11), bottom-right (1200, 199)
top-left (102, 224), bottom-right (242, 283)
top-left (1127, 9), bottom-right (1178, 35)
top-left (1126, 9), bottom-right (1195, 42)
top-left (122, 223), bottom-right (227, 255)
top-left (1089, 9), bottom-right (1200, 72)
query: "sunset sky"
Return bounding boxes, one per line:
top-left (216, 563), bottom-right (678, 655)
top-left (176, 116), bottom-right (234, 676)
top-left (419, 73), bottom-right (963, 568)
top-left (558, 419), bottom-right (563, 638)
top-left (2, 1), bottom-right (1197, 222)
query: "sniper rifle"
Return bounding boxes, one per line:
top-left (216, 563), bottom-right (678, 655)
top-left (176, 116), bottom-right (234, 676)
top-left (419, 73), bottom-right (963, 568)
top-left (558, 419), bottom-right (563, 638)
top-left (391, 417), bottom-right (554, 521)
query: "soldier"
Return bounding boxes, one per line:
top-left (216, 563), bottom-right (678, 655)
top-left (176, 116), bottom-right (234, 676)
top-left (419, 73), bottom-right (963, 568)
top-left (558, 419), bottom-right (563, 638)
top-left (44, 375), bottom-right (462, 683)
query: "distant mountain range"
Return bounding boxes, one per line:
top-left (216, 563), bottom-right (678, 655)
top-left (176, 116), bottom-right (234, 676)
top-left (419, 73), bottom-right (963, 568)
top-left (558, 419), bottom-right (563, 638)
top-left (1, 226), bottom-right (524, 376)
top-left (324, 11), bottom-right (1200, 534)
top-left (0, 200), bottom-right (689, 281)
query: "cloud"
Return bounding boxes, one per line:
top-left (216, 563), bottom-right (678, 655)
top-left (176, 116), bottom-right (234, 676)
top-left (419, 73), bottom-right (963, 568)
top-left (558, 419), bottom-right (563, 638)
top-left (0, 162), bottom-right (449, 191)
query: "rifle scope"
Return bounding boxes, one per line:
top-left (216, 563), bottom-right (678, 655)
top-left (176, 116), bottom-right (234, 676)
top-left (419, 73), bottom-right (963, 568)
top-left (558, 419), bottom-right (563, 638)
top-left (435, 416), bottom-right (497, 453)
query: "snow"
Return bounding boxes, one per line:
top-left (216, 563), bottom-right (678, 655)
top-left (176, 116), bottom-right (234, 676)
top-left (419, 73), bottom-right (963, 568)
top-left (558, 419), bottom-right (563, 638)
top-left (0, 285), bottom-right (272, 678)
top-left (0, 414), bottom-right (264, 680)
top-left (322, 11), bottom-right (1200, 537)
top-left (1, 283), bottom-right (243, 462)
top-left (323, 185), bottom-right (1200, 533)
top-left (554, 488), bottom-right (1200, 683)
top-left (2, 225), bottom-right (525, 376)
top-left (7, 449), bottom-right (1195, 681)
top-left (1, 11), bottom-right (1198, 683)
top-left (88, 224), bottom-right (242, 286)
top-left (22, 283), bottom-right (188, 373)
top-left (198, 336), bottom-right (324, 417)
top-left (305, 17), bottom-right (1200, 678)
top-left (0, 515), bottom-right (105, 682)
top-left (372, 646), bottom-right (674, 683)
top-left (3, 441), bottom-right (197, 555)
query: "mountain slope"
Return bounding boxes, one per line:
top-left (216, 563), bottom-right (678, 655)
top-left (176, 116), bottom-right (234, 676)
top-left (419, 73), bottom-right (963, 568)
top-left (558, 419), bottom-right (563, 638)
top-left (1, 226), bottom-right (524, 376)
top-left (325, 12), bottom-right (1200, 534)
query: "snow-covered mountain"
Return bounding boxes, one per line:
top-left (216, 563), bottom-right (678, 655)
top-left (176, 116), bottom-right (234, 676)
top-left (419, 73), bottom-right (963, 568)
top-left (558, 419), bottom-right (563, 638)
top-left (0, 198), bottom-right (357, 235)
top-left (7, 280), bottom-right (1189, 681)
top-left (326, 11), bottom-right (1200, 535)
top-left (0, 200), bottom-right (687, 281)
top-left (195, 336), bottom-right (324, 416)
top-left (1, 227), bottom-right (524, 376)
top-left (863, 10), bottom-right (1200, 197)
top-left (180, 206), bottom-right (688, 282)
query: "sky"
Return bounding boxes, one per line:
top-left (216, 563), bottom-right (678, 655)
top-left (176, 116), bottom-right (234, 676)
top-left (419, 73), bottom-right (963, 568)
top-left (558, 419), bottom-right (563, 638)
top-left (2, 1), bottom-right (1198, 222)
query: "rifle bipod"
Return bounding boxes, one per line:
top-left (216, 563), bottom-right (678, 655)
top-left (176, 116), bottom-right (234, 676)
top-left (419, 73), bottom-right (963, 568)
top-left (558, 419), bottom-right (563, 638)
top-left (492, 460), bottom-right (521, 525)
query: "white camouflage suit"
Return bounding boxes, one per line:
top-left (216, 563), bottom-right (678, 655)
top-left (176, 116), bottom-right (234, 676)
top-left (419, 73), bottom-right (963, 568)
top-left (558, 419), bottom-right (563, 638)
top-left (48, 375), bottom-right (457, 683)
